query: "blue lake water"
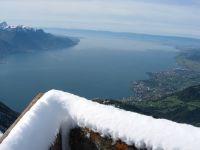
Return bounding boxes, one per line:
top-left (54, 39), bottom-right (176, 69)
top-left (0, 30), bottom-right (178, 112)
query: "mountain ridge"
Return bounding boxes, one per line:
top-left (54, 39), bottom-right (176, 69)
top-left (0, 22), bottom-right (78, 57)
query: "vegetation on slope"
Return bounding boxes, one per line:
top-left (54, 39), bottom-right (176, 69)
top-left (176, 50), bottom-right (200, 72)
top-left (96, 85), bottom-right (200, 127)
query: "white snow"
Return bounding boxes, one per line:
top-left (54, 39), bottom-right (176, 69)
top-left (1, 90), bottom-right (200, 150)
top-left (0, 131), bottom-right (2, 138)
top-left (0, 22), bottom-right (8, 29)
top-left (0, 22), bottom-right (34, 31)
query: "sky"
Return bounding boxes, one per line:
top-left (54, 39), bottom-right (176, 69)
top-left (0, 0), bottom-right (200, 38)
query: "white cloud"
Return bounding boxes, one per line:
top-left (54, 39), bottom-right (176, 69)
top-left (0, 0), bottom-right (200, 38)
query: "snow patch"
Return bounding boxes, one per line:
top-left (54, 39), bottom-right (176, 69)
top-left (0, 22), bottom-right (34, 31)
top-left (0, 22), bottom-right (8, 29)
top-left (1, 90), bottom-right (200, 150)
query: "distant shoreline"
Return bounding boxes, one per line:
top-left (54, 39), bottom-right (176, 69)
top-left (129, 48), bottom-right (200, 101)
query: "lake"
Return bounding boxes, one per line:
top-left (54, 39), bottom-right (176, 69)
top-left (0, 29), bottom-right (178, 112)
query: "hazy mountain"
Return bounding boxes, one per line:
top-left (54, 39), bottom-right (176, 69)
top-left (0, 22), bottom-right (78, 56)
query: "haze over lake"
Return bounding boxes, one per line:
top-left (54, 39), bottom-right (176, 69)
top-left (0, 29), bottom-right (178, 111)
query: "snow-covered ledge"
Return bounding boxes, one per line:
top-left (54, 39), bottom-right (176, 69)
top-left (1, 90), bottom-right (200, 150)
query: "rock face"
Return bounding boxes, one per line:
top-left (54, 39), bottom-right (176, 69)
top-left (49, 132), bottom-right (62, 150)
top-left (49, 127), bottom-right (141, 150)
top-left (0, 101), bottom-right (19, 132)
top-left (48, 127), bottom-right (141, 150)
top-left (69, 128), bottom-right (140, 150)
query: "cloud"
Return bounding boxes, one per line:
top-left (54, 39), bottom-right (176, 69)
top-left (0, 0), bottom-right (200, 38)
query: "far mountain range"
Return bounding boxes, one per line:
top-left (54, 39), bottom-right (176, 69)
top-left (0, 22), bottom-right (78, 57)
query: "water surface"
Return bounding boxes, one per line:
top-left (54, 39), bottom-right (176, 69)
top-left (0, 30), bottom-right (178, 111)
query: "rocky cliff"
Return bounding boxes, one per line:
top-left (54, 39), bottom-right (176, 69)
top-left (0, 101), bottom-right (18, 132)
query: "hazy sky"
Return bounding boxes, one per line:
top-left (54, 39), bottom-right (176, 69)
top-left (0, 0), bottom-right (200, 38)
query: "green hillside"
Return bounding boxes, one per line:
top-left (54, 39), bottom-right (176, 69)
top-left (96, 85), bottom-right (200, 127)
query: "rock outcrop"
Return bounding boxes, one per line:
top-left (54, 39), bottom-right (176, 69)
top-left (50, 127), bottom-right (141, 150)
top-left (69, 128), bottom-right (140, 150)
top-left (0, 101), bottom-right (19, 132)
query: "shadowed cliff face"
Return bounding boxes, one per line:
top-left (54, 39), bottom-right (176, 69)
top-left (0, 102), bottom-right (19, 132)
